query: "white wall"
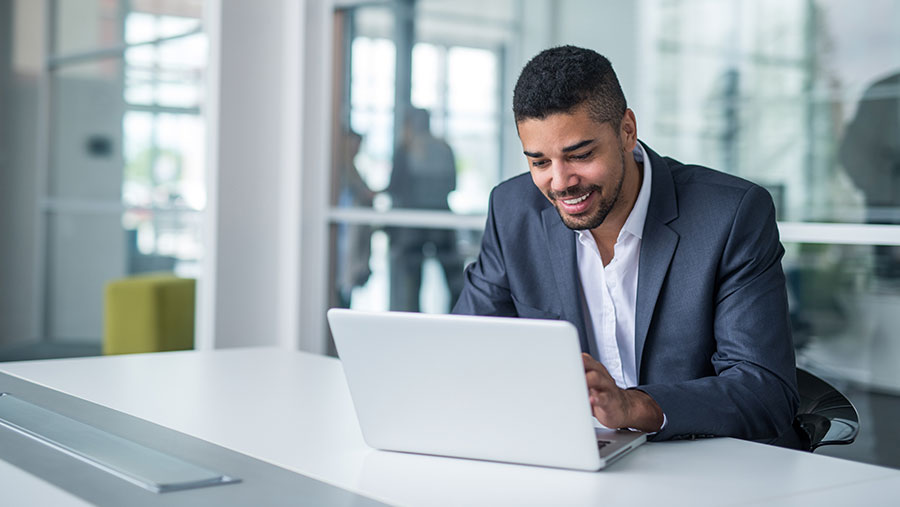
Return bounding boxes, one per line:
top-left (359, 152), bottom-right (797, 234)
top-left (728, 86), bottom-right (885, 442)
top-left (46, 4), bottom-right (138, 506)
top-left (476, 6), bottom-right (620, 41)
top-left (200, 0), bottom-right (331, 352)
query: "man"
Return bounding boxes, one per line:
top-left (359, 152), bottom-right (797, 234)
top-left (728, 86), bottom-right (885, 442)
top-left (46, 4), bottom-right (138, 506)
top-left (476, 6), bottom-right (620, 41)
top-left (453, 45), bottom-right (798, 443)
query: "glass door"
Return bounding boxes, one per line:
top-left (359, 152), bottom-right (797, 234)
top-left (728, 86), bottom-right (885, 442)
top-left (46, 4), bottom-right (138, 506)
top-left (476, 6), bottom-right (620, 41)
top-left (37, 0), bottom-right (206, 349)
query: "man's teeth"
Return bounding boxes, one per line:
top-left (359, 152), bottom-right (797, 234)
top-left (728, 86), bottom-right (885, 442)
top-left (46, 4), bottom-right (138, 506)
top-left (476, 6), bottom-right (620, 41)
top-left (562, 193), bottom-right (590, 205)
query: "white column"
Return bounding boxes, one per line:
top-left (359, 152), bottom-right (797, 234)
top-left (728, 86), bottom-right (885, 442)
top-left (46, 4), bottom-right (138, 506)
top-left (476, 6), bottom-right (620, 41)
top-left (199, 0), bottom-right (333, 352)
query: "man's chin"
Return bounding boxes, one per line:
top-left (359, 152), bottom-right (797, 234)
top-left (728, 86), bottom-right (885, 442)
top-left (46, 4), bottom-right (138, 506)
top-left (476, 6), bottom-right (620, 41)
top-left (557, 208), bottom-right (606, 231)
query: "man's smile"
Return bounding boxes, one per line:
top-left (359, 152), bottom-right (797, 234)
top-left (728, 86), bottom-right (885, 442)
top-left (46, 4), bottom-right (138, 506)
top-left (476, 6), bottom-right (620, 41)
top-left (552, 187), bottom-right (598, 215)
top-left (562, 192), bottom-right (591, 205)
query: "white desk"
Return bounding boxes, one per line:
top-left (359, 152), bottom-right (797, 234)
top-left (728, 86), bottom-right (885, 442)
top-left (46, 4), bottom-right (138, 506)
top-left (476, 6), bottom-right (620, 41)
top-left (1, 347), bottom-right (898, 506)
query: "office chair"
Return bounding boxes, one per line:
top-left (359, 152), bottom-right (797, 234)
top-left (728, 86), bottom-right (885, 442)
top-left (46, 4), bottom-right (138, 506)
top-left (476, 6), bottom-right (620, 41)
top-left (793, 368), bottom-right (859, 452)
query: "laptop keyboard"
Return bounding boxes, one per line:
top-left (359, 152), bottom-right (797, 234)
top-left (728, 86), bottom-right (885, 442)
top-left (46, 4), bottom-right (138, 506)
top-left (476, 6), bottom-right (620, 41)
top-left (597, 439), bottom-right (611, 450)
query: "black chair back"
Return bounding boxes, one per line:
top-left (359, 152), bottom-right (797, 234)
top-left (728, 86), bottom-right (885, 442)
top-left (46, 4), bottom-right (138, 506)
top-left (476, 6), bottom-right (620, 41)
top-left (794, 368), bottom-right (860, 452)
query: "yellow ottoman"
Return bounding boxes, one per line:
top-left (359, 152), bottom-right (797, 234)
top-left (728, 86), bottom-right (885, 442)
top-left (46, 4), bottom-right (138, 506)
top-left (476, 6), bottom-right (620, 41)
top-left (103, 274), bottom-right (195, 355)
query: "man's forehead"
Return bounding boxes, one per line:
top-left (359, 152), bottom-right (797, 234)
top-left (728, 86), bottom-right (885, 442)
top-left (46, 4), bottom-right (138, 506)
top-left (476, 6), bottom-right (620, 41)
top-left (517, 112), bottom-right (613, 154)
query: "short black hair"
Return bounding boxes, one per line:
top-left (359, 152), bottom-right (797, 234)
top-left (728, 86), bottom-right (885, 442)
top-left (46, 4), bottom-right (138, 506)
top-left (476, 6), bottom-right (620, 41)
top-left (512, 45), bottom-right (626, 127)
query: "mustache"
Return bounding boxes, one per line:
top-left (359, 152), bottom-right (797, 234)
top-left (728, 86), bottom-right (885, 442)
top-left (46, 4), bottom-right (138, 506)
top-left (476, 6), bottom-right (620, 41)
top-left (548, 184), bottom-right (601, 201)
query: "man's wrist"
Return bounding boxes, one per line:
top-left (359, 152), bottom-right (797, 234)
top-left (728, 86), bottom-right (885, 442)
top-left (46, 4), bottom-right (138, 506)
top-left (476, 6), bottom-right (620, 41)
top-left (624, 388), bottom-right (664, 433)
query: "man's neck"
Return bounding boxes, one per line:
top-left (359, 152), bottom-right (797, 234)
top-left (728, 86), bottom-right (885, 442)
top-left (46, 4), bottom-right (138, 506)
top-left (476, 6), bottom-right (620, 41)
top-left (589, 156), bottom-right (644, 265)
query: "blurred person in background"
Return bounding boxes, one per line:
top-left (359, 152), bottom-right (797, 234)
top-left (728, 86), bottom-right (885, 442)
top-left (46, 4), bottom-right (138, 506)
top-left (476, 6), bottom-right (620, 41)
top-left (387, 108), bottom-right (464, 311)
top-left (335, 130), bottom-right (375, 308)
top-left (840, 71), bottom-right (900, 280)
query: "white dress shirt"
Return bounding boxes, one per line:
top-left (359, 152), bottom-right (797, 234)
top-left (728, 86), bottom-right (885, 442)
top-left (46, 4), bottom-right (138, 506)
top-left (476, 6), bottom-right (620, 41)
top-left (576, 142), bottom-right (652, 389)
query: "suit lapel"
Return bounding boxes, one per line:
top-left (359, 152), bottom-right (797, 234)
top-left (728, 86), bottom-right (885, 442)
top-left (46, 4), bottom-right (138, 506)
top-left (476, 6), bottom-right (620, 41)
top-left (534, 143), bottom-right (680, 368)
top-left (542, 206), bottom-right (590, 353)
top-left (635, 143), bottom-right (679, 382)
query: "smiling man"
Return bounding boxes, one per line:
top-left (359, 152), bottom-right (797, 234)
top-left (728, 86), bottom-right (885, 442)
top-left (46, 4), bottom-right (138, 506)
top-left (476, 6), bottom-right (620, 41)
top-left (453, 45), bottom-right (799, 443)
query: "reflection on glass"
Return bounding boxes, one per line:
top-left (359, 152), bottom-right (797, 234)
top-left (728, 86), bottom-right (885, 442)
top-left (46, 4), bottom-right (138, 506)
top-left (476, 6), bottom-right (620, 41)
top-left (840, 72), bottom-right (900, 226)
top-left (839, 72), bottom-right (900, 279)
top-left (645, 0), bottom-right (900, 224)
top-left (788, 242), bottom-right (900, 391)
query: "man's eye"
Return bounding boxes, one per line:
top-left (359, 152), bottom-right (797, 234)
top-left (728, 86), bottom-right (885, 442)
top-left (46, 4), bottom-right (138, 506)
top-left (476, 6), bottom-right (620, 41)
top-left (532, 160), bottom-right (549, 168)
top-left (570, 151), bottom-right (593, 160)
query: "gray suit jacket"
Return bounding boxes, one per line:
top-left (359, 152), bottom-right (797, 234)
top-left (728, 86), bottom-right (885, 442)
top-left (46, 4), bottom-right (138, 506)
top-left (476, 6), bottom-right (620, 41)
top-left (452, 142), bottom-right (798, 442)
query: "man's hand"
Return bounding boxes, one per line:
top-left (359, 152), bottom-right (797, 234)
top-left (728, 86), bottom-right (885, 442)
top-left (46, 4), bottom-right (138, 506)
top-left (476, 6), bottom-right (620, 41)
top-left (582, 353), bottom-right (664, 433)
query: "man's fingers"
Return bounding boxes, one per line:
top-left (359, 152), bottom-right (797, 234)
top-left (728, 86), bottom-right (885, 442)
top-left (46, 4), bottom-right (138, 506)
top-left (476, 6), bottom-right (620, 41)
top-left (585, 370), bottom-right (607, 389)
top-left (582, 354), bottom-right (611, 377)
top-left (588, 387), bottom-right (610, 405)
top-left (583, 354), bottom-right (621, 423)
top-left (583, 356), bottom-right (614, 390)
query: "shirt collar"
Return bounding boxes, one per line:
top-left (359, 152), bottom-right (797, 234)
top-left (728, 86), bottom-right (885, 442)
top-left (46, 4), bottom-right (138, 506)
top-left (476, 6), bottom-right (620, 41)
top-left (622, 141), bottom-right (652, 240)
top-left (575, 141), bottom-right (652, 243)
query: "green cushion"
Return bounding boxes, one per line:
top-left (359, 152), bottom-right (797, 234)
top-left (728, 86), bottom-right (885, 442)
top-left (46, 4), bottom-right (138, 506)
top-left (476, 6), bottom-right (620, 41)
top-left (103, 274), bottom-right (195, 355)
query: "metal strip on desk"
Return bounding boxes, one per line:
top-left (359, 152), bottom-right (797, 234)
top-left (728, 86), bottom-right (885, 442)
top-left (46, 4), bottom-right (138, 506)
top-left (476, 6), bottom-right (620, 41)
top-left (0, 371), bottom-right (387, 507)
top-left (0, 393), bottom-right (238, 493)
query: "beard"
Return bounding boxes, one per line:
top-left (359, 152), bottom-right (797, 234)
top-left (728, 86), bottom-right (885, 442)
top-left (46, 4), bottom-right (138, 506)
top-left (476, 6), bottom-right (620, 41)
top-left (549, 151), bottom-right (626, 231)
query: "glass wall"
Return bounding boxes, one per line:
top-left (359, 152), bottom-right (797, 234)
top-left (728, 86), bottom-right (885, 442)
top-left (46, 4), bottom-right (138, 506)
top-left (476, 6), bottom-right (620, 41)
top-left (330, 1), bottom-right (513, 315)
top-left (329, 0), bottom-right (900, 467)
top-left (40, 0), bottom-right (206, 345)
top-left (641, 0), bottom-right (900, 224)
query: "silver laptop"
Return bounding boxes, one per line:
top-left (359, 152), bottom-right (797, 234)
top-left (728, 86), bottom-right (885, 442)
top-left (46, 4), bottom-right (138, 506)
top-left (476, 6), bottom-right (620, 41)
top-left (326, 309), bottom-right (646, 471)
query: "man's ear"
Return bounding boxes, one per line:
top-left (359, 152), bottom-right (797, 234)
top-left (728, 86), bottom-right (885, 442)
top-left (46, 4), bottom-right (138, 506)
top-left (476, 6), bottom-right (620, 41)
top-left (620, 109), bottom-right (638, 151)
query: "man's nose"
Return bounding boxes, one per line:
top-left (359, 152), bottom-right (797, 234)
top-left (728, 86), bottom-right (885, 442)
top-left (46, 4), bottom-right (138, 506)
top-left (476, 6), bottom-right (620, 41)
top-left (550, 162), bottom-right (579, 193)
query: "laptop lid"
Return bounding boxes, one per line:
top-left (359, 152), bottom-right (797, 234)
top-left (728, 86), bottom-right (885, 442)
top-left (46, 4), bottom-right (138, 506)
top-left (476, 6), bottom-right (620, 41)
top-left (327, 309), bottom-right (644, 471)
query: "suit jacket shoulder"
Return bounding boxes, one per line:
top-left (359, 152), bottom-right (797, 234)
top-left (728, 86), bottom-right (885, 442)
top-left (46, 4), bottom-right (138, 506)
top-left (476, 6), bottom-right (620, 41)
top-left (490, 172), bottom-right (550, 217)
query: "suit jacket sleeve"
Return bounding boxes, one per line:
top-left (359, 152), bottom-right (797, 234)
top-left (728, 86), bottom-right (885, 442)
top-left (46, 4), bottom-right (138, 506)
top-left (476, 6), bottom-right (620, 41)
top-left (452, 189), bottom-right (518, 316)
top-left (638, 185), bottom-right (799, 441)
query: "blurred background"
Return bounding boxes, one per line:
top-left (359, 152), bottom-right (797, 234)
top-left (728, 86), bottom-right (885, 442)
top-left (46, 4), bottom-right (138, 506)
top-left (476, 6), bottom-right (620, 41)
top-left (1, 0), bottom-right (899, 468)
